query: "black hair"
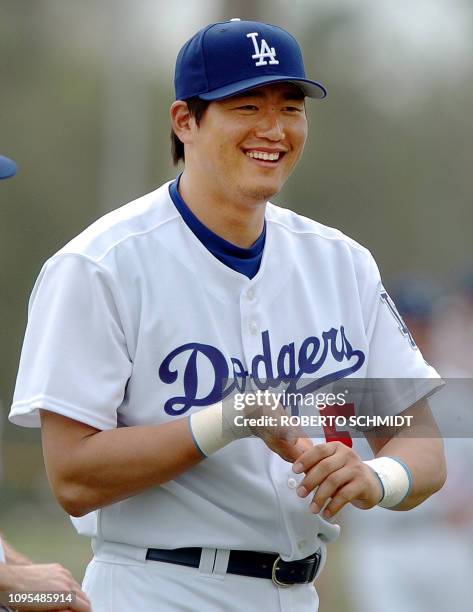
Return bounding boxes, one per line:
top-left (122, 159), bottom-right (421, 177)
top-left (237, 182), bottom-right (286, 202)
top-left (171, 97), bottom-right (211, 165)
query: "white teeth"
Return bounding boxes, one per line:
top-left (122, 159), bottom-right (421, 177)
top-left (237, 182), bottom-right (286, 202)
top-left (246, 151), bottom-right (280, 161)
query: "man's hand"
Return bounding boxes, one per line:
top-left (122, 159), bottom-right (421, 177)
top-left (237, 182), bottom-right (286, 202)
top-left (262, 433), bottom-right (313, 463)
top-left (292, 441), bottom-right (383, 518)
top-left (0, 563), bottom-right (91, 611)
top-left (237, 395), bottom-right (314, 461)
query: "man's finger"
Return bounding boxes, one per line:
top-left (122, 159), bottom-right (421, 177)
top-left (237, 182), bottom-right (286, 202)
top-left (296, 452), bottom-right (347, 497)
top-left (294, 437), bottom-right (313, 455)
top-left (321, 481), bottom-right (364, 518)
top-left (71, 590), bottom-right (92, 612)
top-left (308, 467), bottom-right (352, 514)
top-left (292, 442), bottom-right (338, 474)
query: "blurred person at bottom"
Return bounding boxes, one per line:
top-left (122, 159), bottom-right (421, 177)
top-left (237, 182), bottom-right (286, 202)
top-left (0, 535), bottom-right (91, 612)
top-left (342, 276), bottom-right (473, 612)
top-left (0, 156), bottom-right (91, 612)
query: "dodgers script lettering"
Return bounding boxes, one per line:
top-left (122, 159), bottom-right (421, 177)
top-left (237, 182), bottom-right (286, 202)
top-left (158, 327), bottom-right (365, 415)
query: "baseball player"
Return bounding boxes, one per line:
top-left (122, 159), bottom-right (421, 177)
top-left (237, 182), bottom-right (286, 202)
top-left (9, 20), bottom-right (446, 612)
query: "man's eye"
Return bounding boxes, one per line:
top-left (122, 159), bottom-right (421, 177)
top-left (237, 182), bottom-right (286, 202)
top-left (237, 105), bottom-right (258, 111)
top-left (284, 106), bottom-right (303, 112)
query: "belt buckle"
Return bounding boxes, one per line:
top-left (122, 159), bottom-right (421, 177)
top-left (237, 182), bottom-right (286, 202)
top-left (271, 555), bottom-right (292, 588)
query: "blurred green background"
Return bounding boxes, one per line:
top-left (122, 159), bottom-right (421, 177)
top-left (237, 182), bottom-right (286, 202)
top-left (1, 0), bottom-right (472, 608)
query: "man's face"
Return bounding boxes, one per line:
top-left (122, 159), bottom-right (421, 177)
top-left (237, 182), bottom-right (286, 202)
top-left (187, 83), bottom-right (308, 204)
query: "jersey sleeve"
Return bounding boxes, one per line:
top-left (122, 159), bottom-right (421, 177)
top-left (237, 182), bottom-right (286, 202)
top-left (9, 254), bottom-right (133, 429)
top-left (359, 252), bottom-right (443, 416)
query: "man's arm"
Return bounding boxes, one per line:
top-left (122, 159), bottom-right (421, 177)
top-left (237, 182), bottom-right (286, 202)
top-left (0, 563), bottom-right (91, 611)
top-left (292, 399), bottom-right (446, 517)
top-left (40, 407), bottom-right (311, 518)
top-left (39, 411), bottom-right (204, 517)
top-left (364, 399), bottom-right (446, 510)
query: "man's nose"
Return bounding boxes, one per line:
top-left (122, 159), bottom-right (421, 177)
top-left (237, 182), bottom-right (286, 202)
top-left (255, 111), bottom-right (286, 141)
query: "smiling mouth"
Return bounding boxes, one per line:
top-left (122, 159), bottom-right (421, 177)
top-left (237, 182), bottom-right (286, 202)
top-left (244, 150), bottom-right (286, 164)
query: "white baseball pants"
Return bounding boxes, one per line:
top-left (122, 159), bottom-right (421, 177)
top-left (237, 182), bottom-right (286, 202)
top-left (83, 540), bottom-right (319, 611)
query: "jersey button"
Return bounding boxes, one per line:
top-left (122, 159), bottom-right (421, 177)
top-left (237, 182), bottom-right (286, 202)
top-left (246, 288), bottom-right (255, 300)
top-left (249, 321), bottom-right (258, 335)
top-left (287, 477), bottom-right (298, 489)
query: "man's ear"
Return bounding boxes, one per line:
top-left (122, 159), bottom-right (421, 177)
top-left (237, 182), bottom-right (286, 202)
top-left (170, 101), bottom-right (195, 145)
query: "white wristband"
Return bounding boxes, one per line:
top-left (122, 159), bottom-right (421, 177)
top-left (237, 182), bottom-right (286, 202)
top-left (189, 401), bottom-right (252, 457)
top-left (363, 457), bottom-right (412, 509)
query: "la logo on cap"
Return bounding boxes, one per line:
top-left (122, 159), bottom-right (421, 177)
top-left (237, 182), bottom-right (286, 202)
top-left (246, 32), bottom-right (279, 66)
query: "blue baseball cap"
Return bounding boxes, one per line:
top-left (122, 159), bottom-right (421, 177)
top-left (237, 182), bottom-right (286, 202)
top-left (174, 18), bottom-right (326, 101)
top-left (0, 155), bottom-right (17, 179)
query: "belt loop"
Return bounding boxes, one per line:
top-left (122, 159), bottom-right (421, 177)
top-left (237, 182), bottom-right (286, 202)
top-left (198, 548), bottom-right (216, 575)
top-left (92, 538), bottom-right (148, 562)
top-left (213, 549), bottom-right (230, 577)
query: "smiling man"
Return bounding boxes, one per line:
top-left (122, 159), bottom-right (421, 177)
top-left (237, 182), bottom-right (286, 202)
top-left (172, 83), bottom-right (307, 247)
top-left (9, 19), bottom-right (445, 612)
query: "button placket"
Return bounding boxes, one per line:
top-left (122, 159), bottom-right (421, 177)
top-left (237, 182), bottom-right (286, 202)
top-left (239, 285), bottom-right (262, 372)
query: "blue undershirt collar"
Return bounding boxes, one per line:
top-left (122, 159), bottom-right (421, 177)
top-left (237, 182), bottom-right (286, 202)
top-left (169, 176), bottom-right (265, 279)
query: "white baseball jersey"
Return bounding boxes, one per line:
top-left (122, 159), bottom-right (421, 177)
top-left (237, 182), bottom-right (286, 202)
top-left (9, 180), bottom-right (440, 564)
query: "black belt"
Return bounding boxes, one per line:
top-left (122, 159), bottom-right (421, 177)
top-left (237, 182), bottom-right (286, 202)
top-left (146, 547), bottom-right (321, 587)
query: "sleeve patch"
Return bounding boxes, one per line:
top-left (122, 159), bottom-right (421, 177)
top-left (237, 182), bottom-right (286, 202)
top-left (380, 291), bottom-right (417, 350)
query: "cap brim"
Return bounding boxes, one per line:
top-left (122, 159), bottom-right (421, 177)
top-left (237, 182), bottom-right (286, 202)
top-left (0, 155), bottom-right (17, 180)
top-left (198, 75), bottom-right (327, 101)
